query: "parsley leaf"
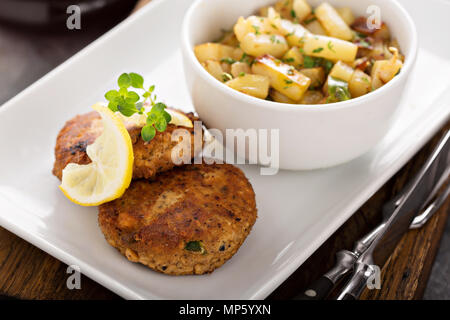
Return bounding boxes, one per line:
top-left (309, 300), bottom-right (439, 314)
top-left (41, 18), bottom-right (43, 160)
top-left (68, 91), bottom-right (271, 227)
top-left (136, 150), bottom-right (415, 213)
top-left (106, 73), bottom-right (171, 142)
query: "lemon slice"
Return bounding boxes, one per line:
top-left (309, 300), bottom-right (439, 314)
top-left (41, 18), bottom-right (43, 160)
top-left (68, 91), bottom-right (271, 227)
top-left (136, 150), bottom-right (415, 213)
top-left (59, 103), bottom-right (134, 206)
top-left (166, 109), bottom-right (193, 128)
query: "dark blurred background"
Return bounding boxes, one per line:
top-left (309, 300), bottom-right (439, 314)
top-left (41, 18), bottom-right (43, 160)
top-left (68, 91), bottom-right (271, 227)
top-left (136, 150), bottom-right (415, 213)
top-left (0, 0), bottom-right (448, 300)
top-left (0, 0), bottom-right (138, 105)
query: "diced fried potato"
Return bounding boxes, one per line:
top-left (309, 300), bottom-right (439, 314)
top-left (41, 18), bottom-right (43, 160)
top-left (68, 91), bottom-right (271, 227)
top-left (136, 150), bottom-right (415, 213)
top-left (300, 90), bottom-right (324, 104)
top-left (349, 69), bottom-right (372, 97)
top-left (221, 62), bottom-right (232, 74)
top-left (231, 62), bottom-right (251, 78)
top-left (203, 60), bottom-right (224, 81)
top-left (274, 0), bottom-right (294, 20)
top-left (231, 47), bottom-right (245, 61)
top-left (369, 39), bottom-right (393, 60)
top-left (259, 6), bottom-right (270, 17)
top-left (240, 32), bottom-right (289, 58)
top-left (234, 16), bottom-right (279, 42)
top-left (252, 54), bottom-right (311, 100)
top-left (220, 31), bottom-right (240, 47)
top-left (270, 89), bottom-right (297, 103)
top-left (282, 46), bottom-right (304, 68)
top-left (293, 0), bottom-right (312, 22)
top-left (268, 9), bottom-right (309, 47)
top-left (329, 61), bottom-right (354, 82)
top-left (226, 74), bottom-right (270, 99)
top-left (371, 47), bottom-right (402, 88)
top-left (305, 19), bottom-right (327, 35)
top-left (303, 34), bottom-right (358, 62)
top-left (336, 7), bottom-right (355, 26)
top-left (315, 3), bottom-right (353, 40)
top-left (194, 43), bottom-right (236, 63)
top-left (299, 67), bottom-right (325, 88)
top-left (373, 23), bottom-right (391, 41)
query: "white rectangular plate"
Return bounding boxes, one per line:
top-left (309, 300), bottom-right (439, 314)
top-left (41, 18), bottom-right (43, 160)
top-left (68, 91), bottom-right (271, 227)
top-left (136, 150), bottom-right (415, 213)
top-left (0, 0), bottom-right (449, 300)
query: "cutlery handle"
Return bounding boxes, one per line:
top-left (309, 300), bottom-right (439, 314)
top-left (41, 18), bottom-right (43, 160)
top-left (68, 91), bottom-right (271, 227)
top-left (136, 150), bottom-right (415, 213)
top-left (297, 276), bottom-right (334, 300)
top-left (340, 293), bottom-right (356, 300)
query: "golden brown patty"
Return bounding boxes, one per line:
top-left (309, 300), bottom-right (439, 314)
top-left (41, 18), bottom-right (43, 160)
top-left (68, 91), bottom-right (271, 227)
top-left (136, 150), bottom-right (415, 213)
top-left (98, 163), bottom-right (257, 275)
top-left (52, 110), bottom-right (200, 180)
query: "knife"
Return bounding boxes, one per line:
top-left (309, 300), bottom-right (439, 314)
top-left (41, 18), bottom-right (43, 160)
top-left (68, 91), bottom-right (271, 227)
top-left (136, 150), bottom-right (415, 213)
top-left (297, 130), bottom-right (450, 300)
top-left (336, 130), bottom-right (450, 300)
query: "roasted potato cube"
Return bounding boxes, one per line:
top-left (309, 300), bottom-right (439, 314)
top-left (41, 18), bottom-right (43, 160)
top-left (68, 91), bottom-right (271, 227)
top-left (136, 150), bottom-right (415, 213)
top-left (226, 74), bottom-right (270, 99)
top-left (252, 54), bottom-right (311, 101)
top-left (336, 7), bottom-right (355, 26)
top-left (240, 32), bottom-right (289, 58)
top-left (282, 47), bottom-right (304, 68)
top-left (329, 61), bottom-right (354, 82)
top-left (231, 62), bottom-right (251, 78)
top-left (315, 3), bottom-right (353, 40)
top-left (300, 67), bottom-right (325, 89)
top-left (293, 0), bottom-right (312, 22)
top-left (194, 43), bottom-right (236, 63)
top-left (270, 89), bottom-right (297, 104)
top-left (203, 60), bottom-right (224, 81)
top-left (371, 47), bottom-right (402, 88)
top-left (219, 31), bottom-right (240, 47)
top-left (274, 0), bottom-right (294, 20)
top-left (301, 90), bottom-right (324, 104)
top-left (349, 69), bottom-right (372, 97)
top-left (221, 62), bottom-right (232, 74)
top-left (373, 23), bottom-right (391, 41)
top-left (268, 8), bottom-right (310, 47)
top-left (305, 19), bottom-right (327, 35)
top-left (234, 16), bottom-right (279, 42)
top-left (303, 34), bottom-right (357, 62)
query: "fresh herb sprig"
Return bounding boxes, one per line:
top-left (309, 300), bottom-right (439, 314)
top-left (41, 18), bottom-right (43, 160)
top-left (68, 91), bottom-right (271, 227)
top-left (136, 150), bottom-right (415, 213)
top-left (105, 73), bottom-right (171, 142)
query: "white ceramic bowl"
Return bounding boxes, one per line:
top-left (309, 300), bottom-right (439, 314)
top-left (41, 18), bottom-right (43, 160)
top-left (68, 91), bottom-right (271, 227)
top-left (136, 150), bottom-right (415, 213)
top-left (181, 0), bottom-right (418, 170)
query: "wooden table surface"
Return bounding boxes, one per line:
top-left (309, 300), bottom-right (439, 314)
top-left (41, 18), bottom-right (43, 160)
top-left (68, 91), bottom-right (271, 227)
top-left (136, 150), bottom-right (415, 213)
top-left (0, 0), bottom-right (448, 300)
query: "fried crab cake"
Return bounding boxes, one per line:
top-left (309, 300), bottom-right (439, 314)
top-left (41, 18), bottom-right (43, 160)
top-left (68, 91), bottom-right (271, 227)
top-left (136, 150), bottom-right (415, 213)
top-left (52, 110), bottom-right (200, 180)
top-left (98, 163), bottom-right (257, 275)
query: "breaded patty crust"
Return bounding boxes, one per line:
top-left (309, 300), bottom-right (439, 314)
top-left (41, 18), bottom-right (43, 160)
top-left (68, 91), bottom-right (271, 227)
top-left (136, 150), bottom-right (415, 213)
top-left (52, 110), bottom-right (199, 180)
top-left (98, 163), bottom-right (257, 275)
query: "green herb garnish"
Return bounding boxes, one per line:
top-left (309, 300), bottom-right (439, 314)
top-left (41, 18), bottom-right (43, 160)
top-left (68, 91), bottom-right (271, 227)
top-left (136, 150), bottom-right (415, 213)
top-left (303, 55), bottom-right (334, 72)
top-left (312, 47), bottom-right (324, 53)
top-left (221, 72), bottom-right (233, 82)
top-left (290, 9), bottom-right (296, 18)
top-left (284, 79), bottom-right (293, 85)
top-left (252, 25), bottom-right (260, 35)
top-left (239, 72), bottom-right (246, 77)
top-left (221, 57), bottom-right (236, 64)
top-left (185, 241), bottom-right (206, 254)
top-left (283, 57), bottom-right (295, 63)
top-left (327, 77), bottom-right (351, 103)
top-left (327, 41), bottom-right (336, 53)
top-left (105, 73), bottom-right (171, 142)
top-left (303, 55), bottom-right (316, 68)
top-left (304, 17), bottom-right (317, 24)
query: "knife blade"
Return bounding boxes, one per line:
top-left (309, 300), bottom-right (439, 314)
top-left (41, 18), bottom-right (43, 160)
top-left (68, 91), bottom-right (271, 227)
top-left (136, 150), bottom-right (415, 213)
top-left (337, 130), bottom-right (450, 300)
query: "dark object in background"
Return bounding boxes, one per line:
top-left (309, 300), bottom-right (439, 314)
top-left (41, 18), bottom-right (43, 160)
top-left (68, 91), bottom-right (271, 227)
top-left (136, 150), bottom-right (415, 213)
top-left (0, 0), bottom-right (137, 32)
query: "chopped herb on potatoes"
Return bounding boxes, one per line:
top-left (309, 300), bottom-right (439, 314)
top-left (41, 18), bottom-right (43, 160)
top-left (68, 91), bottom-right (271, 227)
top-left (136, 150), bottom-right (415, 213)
top-left (194, 0), bottom-right (403, 104)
